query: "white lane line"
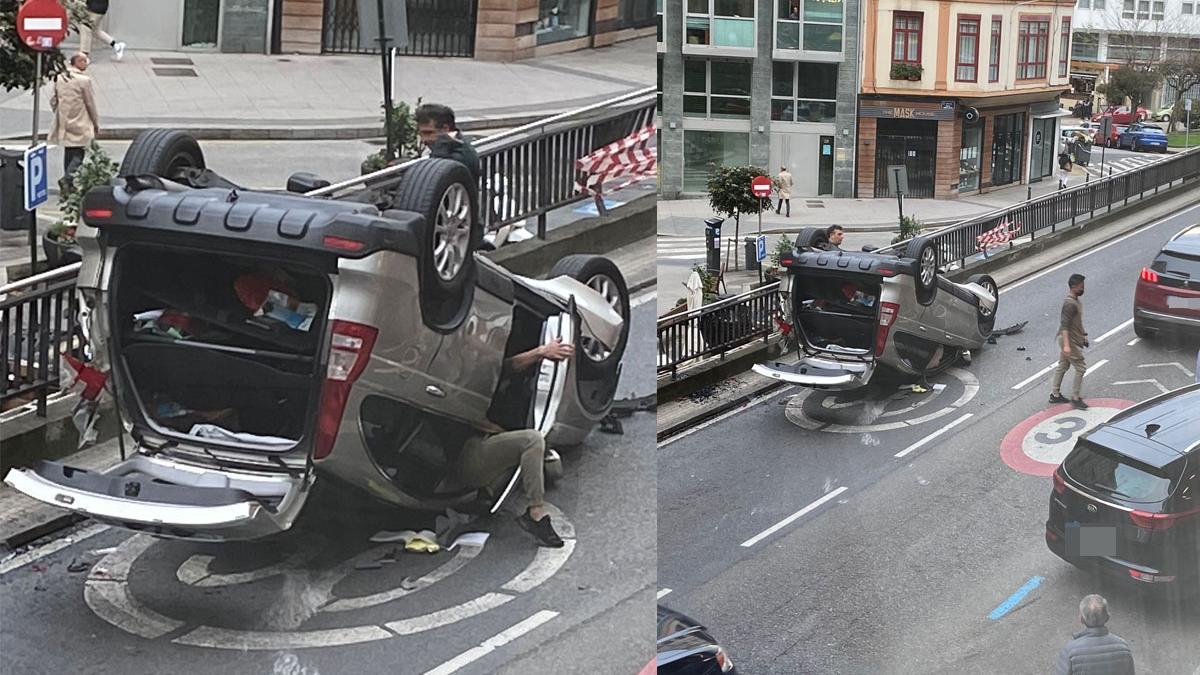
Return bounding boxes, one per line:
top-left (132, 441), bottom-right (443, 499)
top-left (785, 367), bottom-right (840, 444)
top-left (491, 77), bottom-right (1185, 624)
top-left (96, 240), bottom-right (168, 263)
top-left (1127, 337), bottom-right (1142, 346)
top-left (1094, 319), bottom-right (1133, 344)
top-left (658, 386), bottom-right (793, 448)
top-left (1140, 361), bottom-right (1196, 378)
top-left (657, 588), bottom-right (673, 599)
top-left (894, 413), bottom-right (974, 459)
top-left (741, 486), bottom-right (849, 548)
top-left (1012, 362), bottom-right (1058, 390)
top-left (630, 290), bottom-right (658, 308)
top-left (1113, 379), bottom-right (1171, 394)
top-left (999, 202), bottom-right (1200, 295)
top-left (424, 610), bottom-right (560, 675)
top-left (0, 523), bottom-right (109, 576)
top-left (1083, 358), bottom-right (1110, 378)
top-left (501, 540), bottom-right (576, 593)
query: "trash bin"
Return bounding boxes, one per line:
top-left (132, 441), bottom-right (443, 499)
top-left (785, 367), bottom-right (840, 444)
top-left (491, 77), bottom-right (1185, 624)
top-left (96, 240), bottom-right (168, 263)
top-left (744, 237), bottom-right (760, 271)
top-left (0, 148), bottom-right (34, 231)
top-left (1074, 144), bottom-right (1091, 167)
top-left (704, 217), bottom-right (723, 276)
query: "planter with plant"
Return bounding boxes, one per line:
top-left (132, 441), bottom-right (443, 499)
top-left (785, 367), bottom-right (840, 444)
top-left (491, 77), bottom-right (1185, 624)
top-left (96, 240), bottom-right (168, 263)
top-left (45, 141), bottom-right (117, 268)
top-left (362, 97), bottom-right (425, 174)
top-left (891, 214), bottom-right (924, 245)
top-left (765, 233), bottom-right (794, 281)
top-left (890, 63), bottom-right (923, 81)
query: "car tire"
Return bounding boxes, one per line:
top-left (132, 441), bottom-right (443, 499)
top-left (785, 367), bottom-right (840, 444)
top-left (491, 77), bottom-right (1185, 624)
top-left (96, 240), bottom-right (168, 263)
top-left (796, 227), bottom-right (829, 250)
top-left (389, 159), bottom-right (480, 329)
top-left (549, 254), bottom-right (630, 379)
top-left (966, 273), bottom-right (999, 337)
top-left (904, 236), bottom-right (939, 305)
top-left (119, 129), bottom-right (205, 180)
top-left (1133, 319), bottom-right (1154, 339)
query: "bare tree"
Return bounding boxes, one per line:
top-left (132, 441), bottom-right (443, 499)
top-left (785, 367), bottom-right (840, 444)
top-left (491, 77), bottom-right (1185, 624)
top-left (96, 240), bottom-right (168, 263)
top-left (1158, 49), bottom-right (1200, 129)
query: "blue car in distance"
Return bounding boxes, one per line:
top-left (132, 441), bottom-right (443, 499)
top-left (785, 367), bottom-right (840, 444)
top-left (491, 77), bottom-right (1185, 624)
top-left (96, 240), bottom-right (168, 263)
top-left (1117, 123), bottom-right (1169, 152)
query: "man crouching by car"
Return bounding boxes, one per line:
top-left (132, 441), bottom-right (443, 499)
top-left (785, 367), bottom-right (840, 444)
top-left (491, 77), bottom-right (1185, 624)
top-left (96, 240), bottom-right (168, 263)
top-left (436, 336), bottom-right (574, 547)
top-left (415, 103), bottom-right (481, 185)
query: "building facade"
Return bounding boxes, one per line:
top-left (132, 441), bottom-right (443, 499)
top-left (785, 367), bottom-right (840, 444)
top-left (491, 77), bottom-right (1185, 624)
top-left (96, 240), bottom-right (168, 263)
top-left (656, 0), bottom-right (860, 199)
top-left (859, 0), bottom-right (1074, 199)
top-left (101, 0), bottom-right (654, 59)
top-left (1070, 1), bottom-right (1200, 109)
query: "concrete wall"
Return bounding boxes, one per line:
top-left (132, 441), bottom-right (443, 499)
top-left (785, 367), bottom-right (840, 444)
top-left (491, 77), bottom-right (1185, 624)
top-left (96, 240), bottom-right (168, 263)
top-left (659, 0), bottom-right (685, 199)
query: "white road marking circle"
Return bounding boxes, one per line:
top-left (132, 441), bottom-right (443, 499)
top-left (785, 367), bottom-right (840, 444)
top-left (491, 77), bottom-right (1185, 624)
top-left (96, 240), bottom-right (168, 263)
top-left (784, 368), bottom-right (980, 433)
top-left (1022, 408), bottom-right (1125, 465)
top-left (84, 504), bottom-right (576, 649)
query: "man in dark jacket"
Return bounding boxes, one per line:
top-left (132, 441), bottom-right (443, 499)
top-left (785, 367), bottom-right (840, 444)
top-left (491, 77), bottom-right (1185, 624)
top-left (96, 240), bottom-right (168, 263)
top-left (1054, 594), bottom-right (1135, 675)
top-left (415, 103), bottom-right (480, 185)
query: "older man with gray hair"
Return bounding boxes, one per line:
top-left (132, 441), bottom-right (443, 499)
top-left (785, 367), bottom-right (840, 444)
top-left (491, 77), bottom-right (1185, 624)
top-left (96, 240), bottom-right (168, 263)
top-left (1054, 594), bottom-right (1135, 675)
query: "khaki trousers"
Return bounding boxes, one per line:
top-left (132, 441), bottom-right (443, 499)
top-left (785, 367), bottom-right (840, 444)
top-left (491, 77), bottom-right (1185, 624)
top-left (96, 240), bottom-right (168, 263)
top-left (455, 429), bottom-right (545, 510)
top-left (1052, 349), bottom-right (1087, 398)
top-left (80, 11), bottom-right (114, 55)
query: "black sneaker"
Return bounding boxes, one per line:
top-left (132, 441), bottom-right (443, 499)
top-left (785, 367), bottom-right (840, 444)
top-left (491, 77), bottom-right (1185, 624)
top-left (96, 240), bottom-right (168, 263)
top-left (1049, 393), bottom-right (1069, 404)
top-left (1071, 398), bottom-right (1089, 410)
top-left (517, 512), bottom-right (564, 548)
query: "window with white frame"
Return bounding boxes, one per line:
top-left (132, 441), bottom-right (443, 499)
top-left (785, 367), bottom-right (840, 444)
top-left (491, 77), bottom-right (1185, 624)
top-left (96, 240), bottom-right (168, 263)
top-left (1073, 31), bottom-right (1099, 60)
top-left (775, 0), bottom-right (845, 52)
top-left (1183, 1), bottom-right (1195, 13)
top-left (1123, 0), bottom-right (1163, 19)
top-left (686, 0), bottom-right (755, 48)
top-left (1077, 0), bottom-right (1089, 8)
top-left (683, 57), bottom-right (753, 118)
top-left (770, 61), bottom-right (838, 122)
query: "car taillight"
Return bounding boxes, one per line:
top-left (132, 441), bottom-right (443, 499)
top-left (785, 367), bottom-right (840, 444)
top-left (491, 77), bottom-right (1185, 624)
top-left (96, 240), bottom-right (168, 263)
top-left (875, 302), bottom-right (899, 357)
top-left (1129, 569), bottom-right (1176, 583)
top-left (1139, 267), bottom-right (1159, 283)
top-left (780, 255), bottom-right (794, 266)
top-left (315, 320), bottom-right (378, 460)
top-left (83, 208), bottom-right (113, 220)
top-left (323, 235), bottom-right (365, 252)
top-left (1053, 471), bottom-right (1067, 495)
top-left (1129, 508), bottom-right (1199, 531)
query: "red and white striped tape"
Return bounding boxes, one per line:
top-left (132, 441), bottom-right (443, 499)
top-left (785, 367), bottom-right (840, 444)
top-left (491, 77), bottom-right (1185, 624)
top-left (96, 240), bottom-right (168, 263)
top-left (574, 124), bottom-right (657, 196)
top-left (976, 219), bottom-right (1021, 251)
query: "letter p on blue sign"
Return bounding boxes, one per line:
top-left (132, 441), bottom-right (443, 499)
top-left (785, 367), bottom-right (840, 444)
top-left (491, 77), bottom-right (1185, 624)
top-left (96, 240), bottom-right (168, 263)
top-left (24, 143), bottom-right (48, 211)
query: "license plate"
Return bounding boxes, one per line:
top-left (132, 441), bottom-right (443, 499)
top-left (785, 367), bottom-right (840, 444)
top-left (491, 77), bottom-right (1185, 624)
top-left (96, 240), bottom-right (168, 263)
top-left (1166, 295), bottom-right (1200, 310)
top-left (1066, 522), bottom-right (1116, 557)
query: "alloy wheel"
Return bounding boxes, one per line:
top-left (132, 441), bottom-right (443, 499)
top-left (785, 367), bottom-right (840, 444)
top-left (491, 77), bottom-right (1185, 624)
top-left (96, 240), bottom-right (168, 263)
top-left (433, 183), bottom-right (472, 281)
top-left (580, 273), bottom-right (621, 362)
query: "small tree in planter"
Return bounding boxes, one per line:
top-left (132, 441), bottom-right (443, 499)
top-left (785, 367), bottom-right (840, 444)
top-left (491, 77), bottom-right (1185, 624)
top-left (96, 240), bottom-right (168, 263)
top-left (46, 141), bottom-right (118, 267)
top-left (362, 97), bottom-right (424, 174)
top-left (891, 214), bottom-right (924, 245)
top-left (706, 164), bottom-right (769, 271)
top-left (764, 233), bottom-right (794, 281)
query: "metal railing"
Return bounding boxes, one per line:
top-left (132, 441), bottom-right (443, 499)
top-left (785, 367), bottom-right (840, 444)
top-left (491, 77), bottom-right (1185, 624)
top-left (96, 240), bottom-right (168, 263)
top-left (656, 282), bottom-right (780, 378)
top-left (1, 264), bottom-right (86, 416)
top-left (307, 87), bottom-right (657, 238)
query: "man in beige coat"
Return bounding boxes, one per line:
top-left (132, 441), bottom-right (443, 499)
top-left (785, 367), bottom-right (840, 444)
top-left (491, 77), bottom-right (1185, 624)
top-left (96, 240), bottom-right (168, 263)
top-left (774, 166), bottom-right (793, 217)
top-left (48, 54), bottom-right (100, 195)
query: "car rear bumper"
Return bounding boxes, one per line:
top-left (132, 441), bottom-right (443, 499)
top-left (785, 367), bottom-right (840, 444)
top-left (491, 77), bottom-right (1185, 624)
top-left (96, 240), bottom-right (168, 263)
top-left (1045, 521), bottom-right (1194, 586)
top-left (1135, 307), bottom-right (1200, 331)
top-left (752, 355), bottom-right (875, 389)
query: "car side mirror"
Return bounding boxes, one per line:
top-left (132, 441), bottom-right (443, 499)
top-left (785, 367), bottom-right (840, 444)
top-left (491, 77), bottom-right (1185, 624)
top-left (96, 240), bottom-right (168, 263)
top-left (287, 172), bottom-right (331, 194)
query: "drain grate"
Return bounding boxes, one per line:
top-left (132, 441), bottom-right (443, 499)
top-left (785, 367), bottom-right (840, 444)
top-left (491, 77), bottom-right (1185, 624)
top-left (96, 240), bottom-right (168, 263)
top-left (806, 200), bottom-right (825, 208)
top-left (152, 67), bottom-right (198, 77)
top-left (150, 57), bottom-right (194, 66)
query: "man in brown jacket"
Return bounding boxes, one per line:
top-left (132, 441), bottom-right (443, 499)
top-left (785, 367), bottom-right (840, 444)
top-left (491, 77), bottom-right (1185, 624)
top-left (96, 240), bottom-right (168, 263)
top-left (48, 53), bottom-right (100, 196)
top-left (1050, 273), bottom-right (1089, 410)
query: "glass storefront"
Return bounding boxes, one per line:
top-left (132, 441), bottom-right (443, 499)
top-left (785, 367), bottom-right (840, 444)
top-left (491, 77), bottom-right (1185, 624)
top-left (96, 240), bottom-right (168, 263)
top-left (991, 113), bottom-right (1025, 187)
top-left (538, 0), bottom-right (594, 45)
top-left (182, 0), bottom-right (220, 48)
top-left (959, 124), bottom-right (982, 192)
top-left (684, 130), bottom-right (750, 192)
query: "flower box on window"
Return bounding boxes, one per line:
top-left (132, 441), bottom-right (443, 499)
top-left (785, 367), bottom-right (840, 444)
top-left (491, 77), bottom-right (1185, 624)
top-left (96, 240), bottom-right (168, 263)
top-left (890, 63), bottom-right (923, 81)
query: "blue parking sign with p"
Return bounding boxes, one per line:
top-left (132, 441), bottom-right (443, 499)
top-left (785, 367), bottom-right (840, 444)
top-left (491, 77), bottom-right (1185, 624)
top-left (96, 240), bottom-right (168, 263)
top-left (756, 235), bottom-right (767, 263)
top-left (24, 143), bottom-right (48, 211)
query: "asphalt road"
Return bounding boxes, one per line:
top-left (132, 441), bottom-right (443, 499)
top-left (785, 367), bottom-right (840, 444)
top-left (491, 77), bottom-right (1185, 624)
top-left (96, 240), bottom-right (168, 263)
top-left (658, 202), bottom-right (1200, 674)
top-left (0, 293), bottom-right (657, 675)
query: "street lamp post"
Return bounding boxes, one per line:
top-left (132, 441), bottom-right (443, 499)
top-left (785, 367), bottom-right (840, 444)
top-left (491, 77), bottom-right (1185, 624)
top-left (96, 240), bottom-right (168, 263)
top-left (376, 0), bottom-right (395, 162)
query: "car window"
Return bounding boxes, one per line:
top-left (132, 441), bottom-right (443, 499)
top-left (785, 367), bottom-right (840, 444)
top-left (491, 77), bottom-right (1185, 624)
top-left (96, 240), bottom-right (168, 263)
top-left (1063, 440), bottom-right (1185, 503)
top-left (1154, 251), bottom-right (1200, 277)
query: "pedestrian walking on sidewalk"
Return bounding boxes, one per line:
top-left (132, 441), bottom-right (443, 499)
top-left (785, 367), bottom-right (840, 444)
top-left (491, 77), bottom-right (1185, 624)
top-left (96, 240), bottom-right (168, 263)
top-left (774, 166), bottom-right (793, 217)
top-left (1054, 594), bottom-right (1134, 675)
top-left (1050, 273), bottom-right (1089, 410)
top-left (80, 0), bottom-right (126, 61)
top-left (48, 53), bottom-right (100, 196)
top-left (1058, 164), bottom-right (1071, 190)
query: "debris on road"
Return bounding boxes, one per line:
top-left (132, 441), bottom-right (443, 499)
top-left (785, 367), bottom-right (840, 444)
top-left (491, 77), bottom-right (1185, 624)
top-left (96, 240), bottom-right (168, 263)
top-left (67, 559), bottom-right (91, 573)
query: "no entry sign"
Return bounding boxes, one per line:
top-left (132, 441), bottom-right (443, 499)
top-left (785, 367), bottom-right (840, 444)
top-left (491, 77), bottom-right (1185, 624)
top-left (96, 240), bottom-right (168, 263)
top-left (16, 0), bottom-right (69, 51)
top-left (751, 175), bottom-right (772, 198)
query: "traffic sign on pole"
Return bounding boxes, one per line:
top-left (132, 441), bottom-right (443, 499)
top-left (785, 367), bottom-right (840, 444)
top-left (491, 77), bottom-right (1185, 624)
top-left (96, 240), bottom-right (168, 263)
top-left (24, 144), bottom-right (48, 211)
top-left (16, 0), bottom-right (69, 51)
top-left (750, 175), bottom-right (772, 198)
top-left (756, 234), bottom-right (767, 263)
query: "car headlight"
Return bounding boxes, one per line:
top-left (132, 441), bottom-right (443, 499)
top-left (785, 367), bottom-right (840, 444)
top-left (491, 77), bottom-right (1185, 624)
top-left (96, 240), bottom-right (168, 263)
top-left (716, 647), bottom-right (735, 672)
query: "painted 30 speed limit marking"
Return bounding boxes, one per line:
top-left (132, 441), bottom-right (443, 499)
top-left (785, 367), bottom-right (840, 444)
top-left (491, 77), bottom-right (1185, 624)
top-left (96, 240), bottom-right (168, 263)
top-left (999, 399), bottom-right (1134, 476)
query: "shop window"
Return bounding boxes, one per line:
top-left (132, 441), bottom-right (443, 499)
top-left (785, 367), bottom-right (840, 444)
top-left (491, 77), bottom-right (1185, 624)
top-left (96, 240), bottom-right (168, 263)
top-left (770, 61), bottom-right (837, 122)
top-left (892, 12), bottom-right (922, 64)
top-left (776, 0), bottom-right (843, 52)
top-left (537, 0), bottom-right (594, 45)
top-left (960, 124), bottom-right (983, 192)
top-left (989, 17), bottom-right (1002, 82)
top-left (684, 130), bottom-right (750, 192)
top-left (955, 16), bottom-right (980, 82)
top-left (1016, 17), bottom-right (1049, 80)
top-left (687, 0), bottom-right (755, 48)
top-left (683, 57), bottom-right (752, 119)
top-left (1058, 18), bottom-right (1070, 78)
top-left (182, 0), bottom-right (220, 48)
top-left (1073, 32), bottom-right (1099, 61)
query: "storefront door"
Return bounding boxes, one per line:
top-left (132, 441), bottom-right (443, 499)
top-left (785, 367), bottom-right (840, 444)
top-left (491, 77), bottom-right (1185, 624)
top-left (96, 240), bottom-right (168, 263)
top-left (874, 119), bottom-right (937, 198)
top-left (818, 136), bottom-right (834, 195)
top-left (1030, 117), bottom-right (1056, 183)
top-left (991, 113), bottom-right (1025, 187)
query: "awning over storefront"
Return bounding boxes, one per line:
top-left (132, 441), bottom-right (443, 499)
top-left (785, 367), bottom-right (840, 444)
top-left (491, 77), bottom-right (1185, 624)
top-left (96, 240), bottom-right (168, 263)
top-left (1033, 109), bottom-right (1074, 119)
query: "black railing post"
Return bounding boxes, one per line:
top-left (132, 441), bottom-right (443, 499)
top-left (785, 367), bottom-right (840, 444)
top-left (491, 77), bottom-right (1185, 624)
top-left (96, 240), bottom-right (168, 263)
top-left (36, 293), bottom-right (50, 417)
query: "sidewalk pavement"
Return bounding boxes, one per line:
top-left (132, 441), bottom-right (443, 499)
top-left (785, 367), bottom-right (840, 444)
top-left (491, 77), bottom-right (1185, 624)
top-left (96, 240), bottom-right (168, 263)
top-left (657, 165), bottom-right (1093, 237)
top-left (0, 37), bottom-right (653, 140)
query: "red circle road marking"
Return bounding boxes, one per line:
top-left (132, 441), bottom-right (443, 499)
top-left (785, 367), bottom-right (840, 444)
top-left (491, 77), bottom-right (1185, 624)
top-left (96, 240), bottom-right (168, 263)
top-left (999, 399), bottom-right (1135, 476)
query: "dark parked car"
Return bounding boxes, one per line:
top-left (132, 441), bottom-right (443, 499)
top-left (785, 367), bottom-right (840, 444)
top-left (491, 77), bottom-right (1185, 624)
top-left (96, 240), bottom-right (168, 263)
top-left (1134, 224), bottom-right (1200, 339)
top-left (1046, 384), bottom-right (1200, 589)
top-left (657, 605), bottom-right (738, 674)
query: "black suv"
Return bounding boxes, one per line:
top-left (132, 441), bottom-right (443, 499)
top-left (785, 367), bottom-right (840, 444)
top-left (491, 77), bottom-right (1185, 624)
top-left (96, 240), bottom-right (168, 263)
top-left (1046, 384), bottom-right (1200, 588)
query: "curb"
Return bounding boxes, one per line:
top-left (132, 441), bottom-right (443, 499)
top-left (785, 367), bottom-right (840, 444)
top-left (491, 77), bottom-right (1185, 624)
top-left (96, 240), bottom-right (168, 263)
top-left (657, 379), bottom-right (786, 442)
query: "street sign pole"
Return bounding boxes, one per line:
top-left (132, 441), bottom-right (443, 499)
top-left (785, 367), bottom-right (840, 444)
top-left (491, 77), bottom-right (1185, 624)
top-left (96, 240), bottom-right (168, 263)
top-left (1186, 98), bottom-right (1193, 149)
top-left (757, 197), bottom-right (763, 285)
top-left (29, 51), bottom-right (42, 268)
top-left (375, 0), bottom-right (394, 162)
